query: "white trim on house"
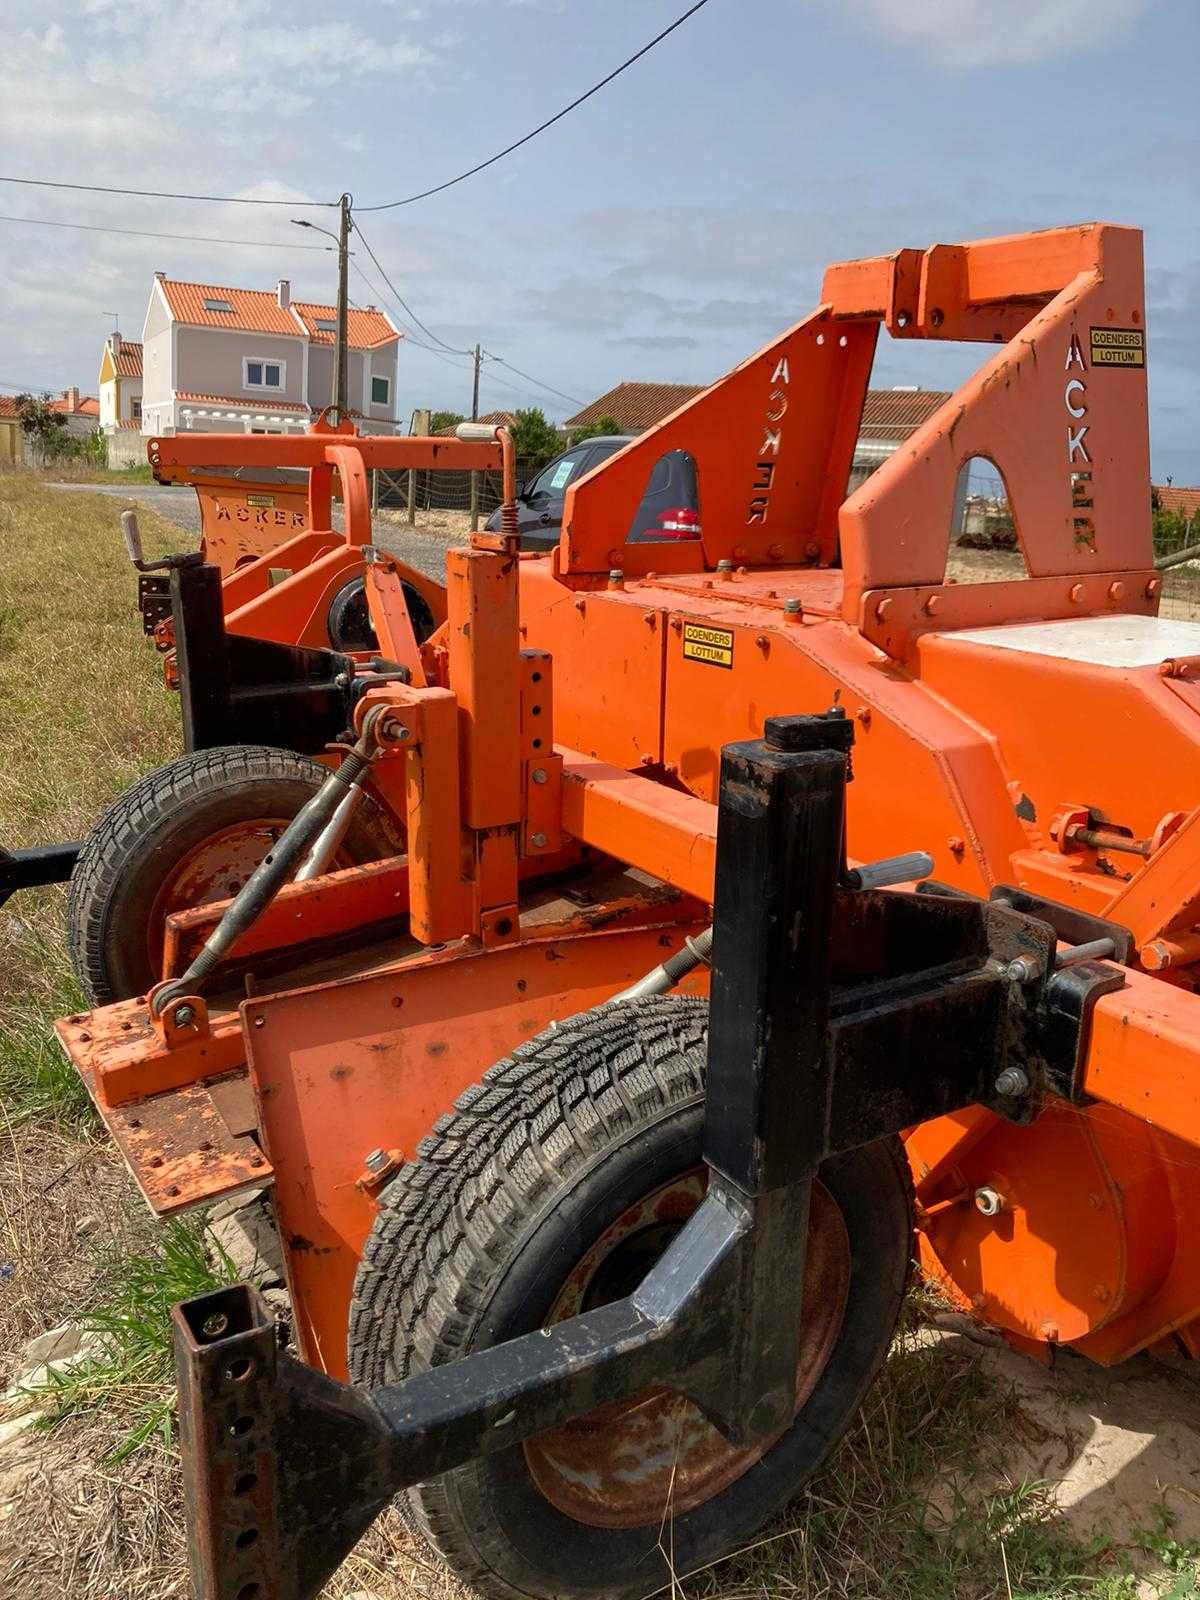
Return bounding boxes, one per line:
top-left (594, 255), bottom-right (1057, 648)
top-left (242, 356), bottom-right (287, 392)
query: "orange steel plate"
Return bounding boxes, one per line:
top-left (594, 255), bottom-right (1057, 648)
top-left (244, 919), bottom-right (706, 1377)
top-left (72, 1058), bottom-right (271, 1216)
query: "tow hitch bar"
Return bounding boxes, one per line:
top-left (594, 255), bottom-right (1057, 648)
top-left (174, 711), bottom-right (1125, 1600)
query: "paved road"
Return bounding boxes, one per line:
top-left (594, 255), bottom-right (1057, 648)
top-left (47, 481), bottom-right (455, 583)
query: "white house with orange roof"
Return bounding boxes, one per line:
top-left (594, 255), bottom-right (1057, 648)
top-left (99, 331), bottom-right (143, 432)
top-left (139, 274), bottom-right (402, 437)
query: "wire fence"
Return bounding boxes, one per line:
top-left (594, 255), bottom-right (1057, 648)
top-left (374, 459), bottom-right (540, 519)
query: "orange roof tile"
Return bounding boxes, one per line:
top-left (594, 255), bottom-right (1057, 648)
top-left (175, 391), bottom-right (311, 413)
top-left (292, 301), bottom-right (397, 350)
top-left (48, 391), bottom-right (99, 416)
top-left (1157, 486), bottom-right (1200, 520)
top-left (159, 279), bottom-right (301, 336)
top-left (858, 389), bottom-right (951, 440)
top-left (565, 383), bottom-right (704, 433)
top-left (114, 341), bottom-right (142, 377)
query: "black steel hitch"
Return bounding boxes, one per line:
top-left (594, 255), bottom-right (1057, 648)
top-left (166, 561), bottom-right (356, 756)
top-left (173, 711), bottom-right (1124, 1600)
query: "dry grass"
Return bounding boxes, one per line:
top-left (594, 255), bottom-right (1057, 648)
top-left (0, 470), bottom-right (1195, 1599)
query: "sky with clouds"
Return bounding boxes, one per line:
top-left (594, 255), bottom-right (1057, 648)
top-left (1, 0), bottom-right (1196, 481)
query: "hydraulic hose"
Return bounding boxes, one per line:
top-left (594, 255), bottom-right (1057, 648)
top-left (606, 927), bottom-right (713, 1004)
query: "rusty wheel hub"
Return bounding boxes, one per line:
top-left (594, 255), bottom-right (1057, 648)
top-left (523, 1169), bottom-right (851, 1528)
top-left (146, 819), bottom-right (354, 973)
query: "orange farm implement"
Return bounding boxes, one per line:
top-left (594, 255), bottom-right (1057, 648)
top-left (48, 224), bottom-right (1200, 1600)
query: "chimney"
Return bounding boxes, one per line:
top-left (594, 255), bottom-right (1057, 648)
top-left (65, 386), bottom-right (80, 411)
top-left (277, 278), bottom-right (291, 310)
top-left (111, 331), bottom-right (122, 359)
top-left (154, 270), bottom-right (165, 281)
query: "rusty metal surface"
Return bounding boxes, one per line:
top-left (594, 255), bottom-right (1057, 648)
top-left (524, 1174), bottom-right (850, 1527)
top-left (174, 1285), bottom-right (395, 1600)
top-left (78, 1057), bottom-right (271, 1215)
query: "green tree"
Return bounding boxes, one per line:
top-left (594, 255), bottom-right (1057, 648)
top-left (16, 394), bottom-right (71, 461)
top-left (567, 415), bottom-right (621, 447)
top-left (511, 408), bottom-right (563, 472)
top-left (430, 410), bottom-right (465, 436)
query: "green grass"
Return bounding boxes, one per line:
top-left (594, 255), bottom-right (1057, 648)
top-left (26, 1219), bottom-right (241, 1459)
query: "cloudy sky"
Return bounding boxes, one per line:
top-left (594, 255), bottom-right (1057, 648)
top-left (1, 0), bottom-right (1196, 480)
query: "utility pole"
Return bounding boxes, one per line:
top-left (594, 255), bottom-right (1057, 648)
top-left (333, 193), bottom-right (352, 416)
top-left (469, 343), bottom-right (482, 531)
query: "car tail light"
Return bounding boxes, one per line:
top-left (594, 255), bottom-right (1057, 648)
top-left (654, 506), bottom-right (702, 539)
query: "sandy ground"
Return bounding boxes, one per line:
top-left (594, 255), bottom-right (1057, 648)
top-left (923, 1312), bottom-right (1200, 1554)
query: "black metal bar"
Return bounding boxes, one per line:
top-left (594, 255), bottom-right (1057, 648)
top-left (169, 560), bottom-right (354, 754)
top-left (172, 562), bottom-right (234, 753)
top-left (0, 842), bottom-right (81, 907)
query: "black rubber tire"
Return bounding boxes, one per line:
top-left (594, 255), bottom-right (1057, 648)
top-left (66, 744), bottom-right (401, 1007)
top-left (348, 996), bottom-right (913, 1600)
top-left (326, 575), bottom-right (437, 652)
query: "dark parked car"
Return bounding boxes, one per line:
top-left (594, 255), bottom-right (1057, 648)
top-left (487, 435), bottom-right (701, 550)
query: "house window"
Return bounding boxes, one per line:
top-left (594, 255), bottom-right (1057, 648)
top-left (370, 374), bottom-right (390, 407)
top-left (244, 357), bottom-right (285, 391)
top-left (315, 318), bottom-right (338, 332)
top-left (203, 297), bottom-right (234, 313)
top-left (131, 398), bottom-right (142, 422)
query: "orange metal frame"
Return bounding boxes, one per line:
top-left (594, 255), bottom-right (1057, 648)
top-left (57, 226), bottom-right (1200, 1379)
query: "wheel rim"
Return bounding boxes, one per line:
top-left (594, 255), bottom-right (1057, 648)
top-left (522, 1169), bottom-right (851, 1529)
top-left (145, 818), bottom-right (354, 975)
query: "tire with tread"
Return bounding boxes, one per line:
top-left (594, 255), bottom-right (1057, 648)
top-left (67, 744), bottom-right (400, 1006)
top-left (349, 995), bottom-right (913, 1600)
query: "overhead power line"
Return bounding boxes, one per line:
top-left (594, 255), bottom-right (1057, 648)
top-left (0, 212), bottom-right (333, 251)
top-left (351, 221), bottom-right (472, 355)
top-left (0, 176), bottom-right (336, 209)
top-left (357, 0), bottom-right (712, 212)
top-left (483, 353), bottom-right (584, 410)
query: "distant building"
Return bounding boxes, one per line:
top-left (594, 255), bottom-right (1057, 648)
top-left (565, 381), bottom-right (954, 495)
top-left (140, 274), bottom-right (403, 436)
top-left (848, 388), bottom-right (951, 492)
top-left (564, 383), bottom-right (705, 435)
top-left (1156, 486), bottom-right (1200, 525)
top-left (99, 332), bottom-right (143, 433)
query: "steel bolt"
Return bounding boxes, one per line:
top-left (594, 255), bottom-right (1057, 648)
top-left (530, 831), bottom-right (548, 849)
top-left (716, 559), bottom-right (735, 579)
top-left (173, 1004), bottom-right (196, 1027)
top-left (994, 1066), bottom-right (1030, 1097)
top-left (608, 568), bottom-right (624, 588)
top-left (1004, 955), bottom-right (1039, 983)
top-left (531, 768), bottom-right (548, 785)
top-left (365, 1148), bottom-right (388, 1172)
top-left (783, 597), bottom-right (802, 617)
top-left (974, 1186), bottom-right (1004, 1217)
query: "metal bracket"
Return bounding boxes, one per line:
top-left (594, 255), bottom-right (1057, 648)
top-left (170, 562), bottom-right (355, 753)
top-left (172, 714), bottom-right (1104, 1600)
top-left (990, 883), bottom-right (1134, 964)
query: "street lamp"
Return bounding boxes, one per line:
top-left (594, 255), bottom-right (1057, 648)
top-left (292, 195), bottom-right (351, 415)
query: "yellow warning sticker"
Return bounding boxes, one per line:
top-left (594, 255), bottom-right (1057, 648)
top-left (1089, 327), bottom-right (1145, 367)
top-left (682, 622), bottom-right (734, 669)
